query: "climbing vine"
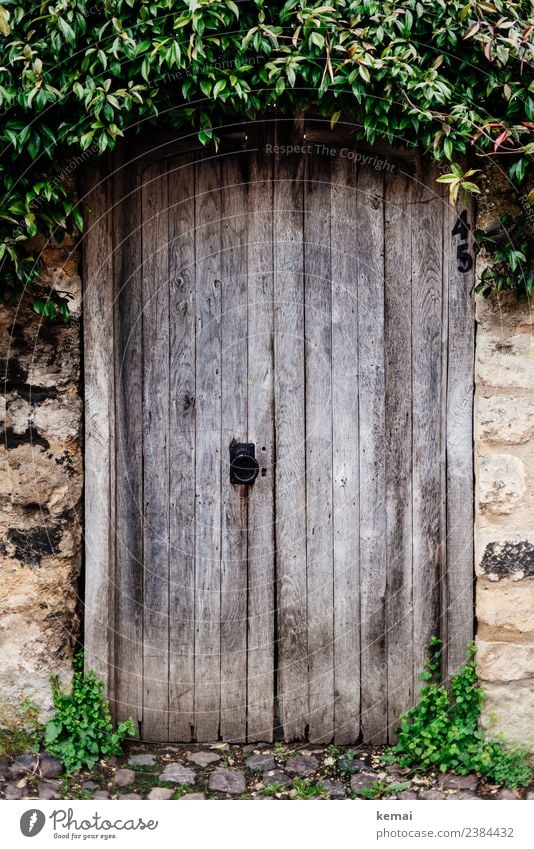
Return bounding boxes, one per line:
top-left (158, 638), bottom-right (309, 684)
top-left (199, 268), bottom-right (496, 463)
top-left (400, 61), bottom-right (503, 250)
top-left (0, 0), bottom-right (532, 316)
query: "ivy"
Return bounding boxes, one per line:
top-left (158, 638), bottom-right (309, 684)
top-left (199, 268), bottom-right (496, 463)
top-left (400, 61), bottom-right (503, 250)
top-left (0, 0), bottom-right (532, 316)
top-left (475, 210), bottom-right (534, 296)
top-left (384, 638), bottom-right (532, 789)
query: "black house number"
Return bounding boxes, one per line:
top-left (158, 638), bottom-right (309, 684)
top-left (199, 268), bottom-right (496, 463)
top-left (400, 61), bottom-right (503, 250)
top-left (451, 210), bottom-right (473, 273)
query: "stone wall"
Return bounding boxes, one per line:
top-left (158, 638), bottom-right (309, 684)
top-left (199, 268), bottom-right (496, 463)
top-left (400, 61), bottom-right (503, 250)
top-left (0, 240), bottom-right (82, 724)
top-left (475, 168), bottom-right (534, 748)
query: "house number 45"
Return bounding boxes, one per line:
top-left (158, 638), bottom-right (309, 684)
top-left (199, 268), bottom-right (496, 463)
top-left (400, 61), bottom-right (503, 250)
top-left (451, 210), bottom-right (473, 273)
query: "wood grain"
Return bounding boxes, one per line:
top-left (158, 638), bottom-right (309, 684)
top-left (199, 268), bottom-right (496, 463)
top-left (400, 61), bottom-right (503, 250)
top-left (357, 165), bottom-right (388, 743)
top-left (167, 154), bottom-right (196, 741)
top-left (220, 153), bottom-right (248, 742)
top-left (246, 133), bottom-right (275, 742)
top-left (304, 151), bottom-right (334, 743)
top-left (141, 162), bottom-right (170, 740)
top-left (194, 153), bottom-right (222, 741)
top-left (330, 150), bottom-right (360, 744)
top-left (112, 148), bottom-right (144, 734)
top-left (384, 164), bottom-right (414, 741)
top-left (273, 145), bottom-right (309, 740)
top-left (411, 163), bottom-right (444, 689)
top-left (443, 197), bottom-right (475, 680)
top-left (83, 159), bottom-right (116, 700)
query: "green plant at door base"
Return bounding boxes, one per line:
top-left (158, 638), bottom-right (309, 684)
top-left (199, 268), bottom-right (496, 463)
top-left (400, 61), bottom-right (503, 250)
top-left (44, 652), bottom-right (135, 773)
top-left (383, 638), bottom-right (532, 789)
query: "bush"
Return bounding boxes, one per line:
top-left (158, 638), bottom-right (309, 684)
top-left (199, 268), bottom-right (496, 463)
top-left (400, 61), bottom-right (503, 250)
top-left (384, 638), bottom-right (531, 789)
top-left (44, 653), bottom-right (134, 773)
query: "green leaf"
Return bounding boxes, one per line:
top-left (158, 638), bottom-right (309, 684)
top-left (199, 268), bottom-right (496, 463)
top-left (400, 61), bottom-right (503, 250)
top-left (310, 31), bottom-right (325, 50)
top-left (359, 64), bottom-right (371, 84)
top-left (57, 17), bottom-right (76, 45)
top-left (461, 181), bottom-right (481, 194)
top-left (330, 110), bottom-right (341, 130)
top-left (213, 79), bottom-right (226, 98)
top-left (45, 721), bottom-right (62, 743)
top-left (443, 137), bottom-right (454, 161)
top-left (0, 4), bottom-right (10, 37)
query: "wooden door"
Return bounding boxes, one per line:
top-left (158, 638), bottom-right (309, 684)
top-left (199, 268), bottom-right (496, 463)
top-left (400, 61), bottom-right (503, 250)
top-left (83, 121), bottom-right (475, 744)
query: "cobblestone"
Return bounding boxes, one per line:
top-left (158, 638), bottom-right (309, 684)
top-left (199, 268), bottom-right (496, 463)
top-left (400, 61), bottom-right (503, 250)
top-left (0, 742), bottom-right (530, 800)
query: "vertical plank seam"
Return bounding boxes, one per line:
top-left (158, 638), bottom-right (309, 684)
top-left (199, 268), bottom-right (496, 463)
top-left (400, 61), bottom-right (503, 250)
top-left (269, 135), bottom-right (276, 742)
top-left (220, 154), bottom-right (225, 741)
top-left (440, 184), bottom-right (450, 681)
top-left (471, 193), bottom-right (476, 631)
top-left (381, 169), bottom-right (389, 740)
top-left (329, 158), bottom-right (336, 740)
top-left (166, 164), bottom-right (171, 738)
top-left (356, 159), bottom-right (363, 740)
top-left (328, 158), bottom-right (334, 743)
top-left (192, 157), bottom-right (197, 743)
top-left (302, 152), bottom-right (309, 740)
top-left (469, 195), bottom-right (476, 642)
top-left (218, 156), bottom-right (223, 741)
top-left (409, 158), bottom-right (416, 707)
top-left (247, 152), bottom-right (254, 743)
top-left (408, 167), bottom-right (414, 710)
top-left (380, 167), bottom-right (387, 743)
top-left (140, 162), bottom-right (146, 739)
top-left (271, 133), bottom-right (279, 740)
top-left (107, 156), bottom-right (117, 714)
top-left (355, 158), bottom-right (361, 741)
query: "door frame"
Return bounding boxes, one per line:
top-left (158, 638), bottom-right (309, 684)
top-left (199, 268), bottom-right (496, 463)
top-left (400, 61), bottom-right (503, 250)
top-left (82, 117), bottom-right (476, 726)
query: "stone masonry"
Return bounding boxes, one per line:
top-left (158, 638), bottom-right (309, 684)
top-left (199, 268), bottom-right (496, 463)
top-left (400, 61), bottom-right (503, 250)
top-left (475, 167), bottom-right (534, 748)
top-left (0, 238), bottom-right (82, 723)
top-left (475, 293), bottom-right (534, 748)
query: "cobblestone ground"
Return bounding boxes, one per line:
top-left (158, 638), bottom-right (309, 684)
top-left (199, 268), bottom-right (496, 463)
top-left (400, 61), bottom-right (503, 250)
top-left (1, 744), bottom-right (531, 800)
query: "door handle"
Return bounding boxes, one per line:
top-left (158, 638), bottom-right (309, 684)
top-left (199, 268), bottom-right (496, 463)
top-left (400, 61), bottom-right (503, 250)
top-left (229, 442), bottom-right (259, 485)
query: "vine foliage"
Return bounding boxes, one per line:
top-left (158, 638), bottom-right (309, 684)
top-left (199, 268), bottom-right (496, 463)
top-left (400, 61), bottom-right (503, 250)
top-left (45, 653), bottom-right (135, 773)
top-left (384, 639), bottom-right (532, 790)
top-left (0, 0), bottom-right (532, 315)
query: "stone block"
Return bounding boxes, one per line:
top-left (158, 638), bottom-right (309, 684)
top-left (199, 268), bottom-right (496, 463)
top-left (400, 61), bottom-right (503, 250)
top-left (481, 679), bottom-right (534, 750)
top-left (476, 333), bottom-right (534, 391)
top-left (158, 763), bottom-right (196, 785)
top-left (208, 769), bottom-right (246, 795)
top-left (477, 578), bottom-right (534, 634)
top-left (477, 640), bottom-right (534, 681)
top-left (476, 529), bottom-right (534, 580)
top-left (477, 454), bottom-right (526, 516)
top-left (477, 396), bottom-right (534, 445)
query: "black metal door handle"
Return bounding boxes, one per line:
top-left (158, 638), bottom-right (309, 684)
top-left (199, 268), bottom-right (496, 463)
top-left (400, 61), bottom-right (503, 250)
top-left (229, 442), bottom-right (259, 485)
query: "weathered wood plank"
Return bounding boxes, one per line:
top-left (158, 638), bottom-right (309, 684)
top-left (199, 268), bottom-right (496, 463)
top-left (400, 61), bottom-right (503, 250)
top-left (444, 197), bottom-right (475, 679)
top-left (83, 158), bottom-right (116, 700)
top-left (246, 136), bottom-right (275, 742)
top-left (141, 162), bottom-right (170, 740)
top-left (220, 153), bottom-right (248, 742)
top-left (357, 165), bottom-right (388, 743)
top-left (194, 154), bottom-right (222, 741)
top-left (304, 151), bottom-right (334, 743)
top-left (167, 154), bottom-right (196, 741)
top-left (112, 148), bottom-right (144, 734)
top-left (411, 162), bottom-right (444, 689)
top-left (273, 145), bottom-right (309, 741)
top-left (384, 164), bottom-right (414, 741)
top-left (330, 151), bottom-right (361, 744)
